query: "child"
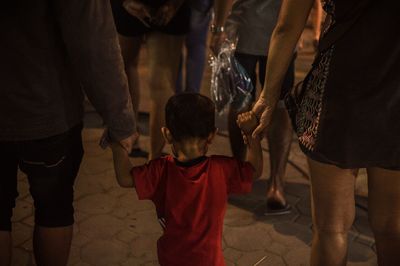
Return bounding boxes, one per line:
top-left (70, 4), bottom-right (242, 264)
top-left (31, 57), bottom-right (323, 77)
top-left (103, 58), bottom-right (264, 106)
top-left (110, 93), bottom-right (262, 266)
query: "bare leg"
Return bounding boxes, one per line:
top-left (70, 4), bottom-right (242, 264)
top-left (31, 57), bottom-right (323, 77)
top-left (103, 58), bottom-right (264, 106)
top-left (308, 158), bottom-right (357, 266)
top-left (0, 231), bottom-right (11, 266)
top-left (147, 33), bottom-right (184, 159)
top-left (367, 167), bottom-right (400, 265)
top-left (266, 105), bottom-right (292, 209)
top-left (33, 226), bottom-right (73, 266)
top-left (118, 35), bottom-right (143, 118)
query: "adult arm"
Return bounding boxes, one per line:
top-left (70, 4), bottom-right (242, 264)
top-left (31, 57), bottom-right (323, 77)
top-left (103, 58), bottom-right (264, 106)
top-left (111, 143), bottom-right (135, 188)
top-left (210, 0), bottom-right (234, 54)
top-left (237, 112), bottom-right (263, 179)
top-left (252, 0), bottom-right (315, 137)
top-left (53, 0), bottom-right (136, 144)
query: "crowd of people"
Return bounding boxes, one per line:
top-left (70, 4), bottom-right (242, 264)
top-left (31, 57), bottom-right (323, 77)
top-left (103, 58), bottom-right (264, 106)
top-left (1, 0), bottom-right (399, 265)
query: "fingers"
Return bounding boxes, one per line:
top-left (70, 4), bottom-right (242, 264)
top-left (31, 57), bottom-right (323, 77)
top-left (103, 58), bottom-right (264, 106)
top-left (252, 123), bottom-right (266, 139)
top-left (119, 132), bottom-right (139, 153)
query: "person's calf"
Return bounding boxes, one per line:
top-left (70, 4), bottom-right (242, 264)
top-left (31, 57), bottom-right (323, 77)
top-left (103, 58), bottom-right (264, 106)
top-left (33, 225), bottom-right (73, 266)
top-left (311, 229), bottom-right (349, 266)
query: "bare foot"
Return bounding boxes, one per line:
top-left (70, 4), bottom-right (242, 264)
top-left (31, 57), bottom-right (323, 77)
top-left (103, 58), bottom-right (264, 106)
top-left (266, 185), bottom-right (287, 210)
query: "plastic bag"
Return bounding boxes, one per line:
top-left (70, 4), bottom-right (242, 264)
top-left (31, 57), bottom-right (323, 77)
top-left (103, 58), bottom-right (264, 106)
top-left (210, 39), bottom-right (254, 115)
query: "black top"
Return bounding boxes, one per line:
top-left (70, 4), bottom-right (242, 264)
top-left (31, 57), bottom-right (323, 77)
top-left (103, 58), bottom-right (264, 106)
top-left (0, 1), bottom-right (135, 141)
top-left (287, 0), bottom-right (400, 169)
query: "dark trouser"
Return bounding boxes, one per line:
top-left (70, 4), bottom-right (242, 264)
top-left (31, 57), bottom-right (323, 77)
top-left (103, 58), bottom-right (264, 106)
top-left (0, 124), bottom-right (83, 231)
top-left (177, 9), bottom-right (212, 93)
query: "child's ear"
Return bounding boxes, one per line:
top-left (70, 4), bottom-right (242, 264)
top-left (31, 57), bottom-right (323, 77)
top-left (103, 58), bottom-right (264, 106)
top-left (206, 128), bottom-right (218, 144)
top-left (161, 127), bottom-right (173, 144)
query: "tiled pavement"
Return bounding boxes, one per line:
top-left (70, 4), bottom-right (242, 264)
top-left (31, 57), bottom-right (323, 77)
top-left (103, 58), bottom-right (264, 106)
top-left (10, 30), bottom-right (377, 265)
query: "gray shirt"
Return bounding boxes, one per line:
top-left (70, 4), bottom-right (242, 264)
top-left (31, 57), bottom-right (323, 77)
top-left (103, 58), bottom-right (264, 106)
top-left (0, 0), bottom-right (135, 141)
top-left (226, 0), bottom-right (282, 56)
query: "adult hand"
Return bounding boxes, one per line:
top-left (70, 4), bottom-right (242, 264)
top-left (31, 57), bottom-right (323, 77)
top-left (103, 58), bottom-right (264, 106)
top-left (251, 96), bottom-right (275, 139)
top-left (123, 0), bottom-right (152, 27)
top-left (210, 32), bottom-right (226, 55)
top-left (118, 132), bottom-right (140, 153)
top-left (152, 1), bottom-right (181, 26)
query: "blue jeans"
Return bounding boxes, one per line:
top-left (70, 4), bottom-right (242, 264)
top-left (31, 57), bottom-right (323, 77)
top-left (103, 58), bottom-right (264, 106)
top-left (176, 9), bottom-right (211, 93)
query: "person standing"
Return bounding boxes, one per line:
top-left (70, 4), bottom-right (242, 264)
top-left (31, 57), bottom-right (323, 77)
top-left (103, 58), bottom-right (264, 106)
top-left (0, 1), bottom-right (136, 265)
top-left (176, 0), bottom-right (213, 93)
top-left (252, 0), bottom-right (400, 264)
top-left (211, 0), bottom-right (296, 214)
top-left (111, 0), bottom-right (191, 160)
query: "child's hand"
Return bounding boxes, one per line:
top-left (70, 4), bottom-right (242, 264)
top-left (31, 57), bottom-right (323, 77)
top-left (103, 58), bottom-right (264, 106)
top-left (236, 111), bottom-right (259, 135)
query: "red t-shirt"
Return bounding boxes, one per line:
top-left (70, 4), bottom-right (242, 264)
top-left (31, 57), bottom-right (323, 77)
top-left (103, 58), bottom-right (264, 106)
top-left (131, 155), bottom-right (254, 266)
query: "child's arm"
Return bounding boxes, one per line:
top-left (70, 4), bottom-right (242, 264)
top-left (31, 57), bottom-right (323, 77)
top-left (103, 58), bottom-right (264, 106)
top-left (237, 112), bottom-right (263, 179)
top-left (110, 143), bottom-right (135, 188)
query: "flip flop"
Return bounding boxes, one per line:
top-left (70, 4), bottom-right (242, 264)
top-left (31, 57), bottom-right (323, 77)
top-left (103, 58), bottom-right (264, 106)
top-left (255, 203), bottom-right (292, 217)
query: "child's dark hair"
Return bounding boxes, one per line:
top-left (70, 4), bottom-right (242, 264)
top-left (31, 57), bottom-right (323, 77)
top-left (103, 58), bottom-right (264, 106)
top-left (165, 93), bottom-right (216, 141)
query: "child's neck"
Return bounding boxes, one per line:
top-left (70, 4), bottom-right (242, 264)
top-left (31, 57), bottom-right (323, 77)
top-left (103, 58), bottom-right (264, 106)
top-left (172, 139), bottom-right (207, 162)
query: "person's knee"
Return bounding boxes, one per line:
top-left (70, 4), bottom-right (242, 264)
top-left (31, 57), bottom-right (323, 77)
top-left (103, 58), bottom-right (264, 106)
top-left (33, 189), bottom-right (74, 227)
top-left (314, 213), bottom-right (355, 235)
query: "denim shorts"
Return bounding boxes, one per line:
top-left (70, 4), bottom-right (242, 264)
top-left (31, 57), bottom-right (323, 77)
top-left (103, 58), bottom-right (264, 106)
top-left (0, 124), bottom-right (83, 231)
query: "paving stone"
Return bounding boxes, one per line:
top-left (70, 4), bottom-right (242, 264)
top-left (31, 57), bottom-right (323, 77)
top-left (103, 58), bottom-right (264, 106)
top-left (74, 211), bottom-right (91, 223)
top-left (12, 248), bottom-right (30, 266)
top-left (95, 169), bottom-right (121, 191)
top-left (108, 187), bottom-right (130, 198)
top-left (83, 141), bottom-right (111, 157)
top-left (264, 241), bottom-right (289, 256)
top-left (74, 174), bottom-right (105, 200)
top-left (115, 192), bottom-right (154, 215)
top-left (348, 241), bottom-right (376, 263)
top-left (224, 260), bottom-right (236, 266)
top-left (223, 247), bottom-right (243, 262)
top-left (126, 210), bottom-right (162, 235)
top-left (82, 129), bottom-right (104, 143)
top-left (283, 246), bottom-right (311, 266)
top-left (79, 215), bottom-right (124, 239)
top-left (130, 233), bottom-right (160, 260)
top-left (12, 200), bottom-right (33, 223)
top-left (79, 155), bottom-right (113, 176)
top-left (120, 257), bottom-right (145, 266)
top-left (255, 252), bottom-right (286, 266)
top-left (12, 223), bottom-right (32, 247)
top-left (295, 197), bottom-right (312, 216)
top-left (224, 224), bottom-right (272, 251)
top-left (236, 250), bottom-right (270, 266)
top-left (354, 215), bottom-right (374, 238)
top-left (81, 240), bottom-right (129, 266)
top-left (75, 194), bottom-right (117, 215)
top-left (294, 215), bottom-right (313, 229)
top-left (21, 239), bottom-right (33, 252)
top-left (71, 233), bottom-right (91, 248)
top-left (355, 234), bottom-right (375, 248)
top-left (268, 226), bottom-right (310, 249)
top-left (17, 180), bottom-right (30, 199)
top-left (224, 205), bottom-right (257, 227)
top-left (72, 262), bottom-right (91, 266)
top-left (273, 222), bottom-right (313, 246)
top-left (22, 215), bottom-right (34, 227)
top-left (68, 246), bottom-right (81, 266)
top-left (116, 230), bottom-right (140, 244)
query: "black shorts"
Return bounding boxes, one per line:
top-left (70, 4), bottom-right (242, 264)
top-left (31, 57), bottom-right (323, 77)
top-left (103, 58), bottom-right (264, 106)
top-left (110, 0), bottom-right (191, 37)
top-left (0, 124), bottom-right (83, 231)
top-left (234, 52), bottom-right (296, 101)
